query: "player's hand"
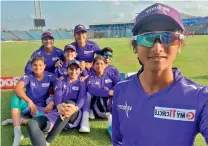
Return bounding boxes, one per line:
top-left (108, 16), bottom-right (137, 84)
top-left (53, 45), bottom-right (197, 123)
top-left (57, 103), bottom-right (66, 120)
top-left (44, 102), bottom-right (54, 114)
top-left (55, 60), bottom-right (63, 67)
top-left (28, 101), bottom-right (38, 115)
top-left (80, 76), bottom-right (88, 82)
top-left (64, 104), bottom-right (78, 118)
top-left (80, 61), bottom-right (86, 71)
top-left (109, 90), bottom-right (114, 96)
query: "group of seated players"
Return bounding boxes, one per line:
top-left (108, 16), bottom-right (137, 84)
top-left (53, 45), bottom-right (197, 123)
top-left (2, 24), bottom-right (121, 146)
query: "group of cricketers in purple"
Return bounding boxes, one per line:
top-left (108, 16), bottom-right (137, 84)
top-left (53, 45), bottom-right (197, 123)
top-left (6, 24), bottom-right (120, 146)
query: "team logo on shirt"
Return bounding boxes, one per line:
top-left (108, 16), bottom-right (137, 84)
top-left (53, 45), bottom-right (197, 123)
top-left (84, 50), bottom-right (93, 55)
top-left (31, 82), bottom-right (36, 87)
top-left (42, 83), bottom-right (50, 87)
top-left (52, 57), bottom-right (59, 61)
top-left (118, 101), bottom-right (132, 119)
top-left (105, 79), bottom-right (112, 83)
top-left (154, 106), bottom-right (196, 121)
top-left (72, 86), bottom-right (79, 90)
top-left (95, 81), bottom-right (100, 86)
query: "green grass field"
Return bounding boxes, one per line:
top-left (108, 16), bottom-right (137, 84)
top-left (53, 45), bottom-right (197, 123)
top-left (1, 36), bottom-right (208, 146)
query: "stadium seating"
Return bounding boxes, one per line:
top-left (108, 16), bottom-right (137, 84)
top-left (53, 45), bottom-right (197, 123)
top-left (26, 30), bottom-right (43, 40)
top-left (12, 31), bottom-right (34, 41)
top-left (1, 32), bottom-right (17, 41)
top-left (58, 30), bottom-right (72, 39)
top-left (49, 30), bottom-right (61, 40)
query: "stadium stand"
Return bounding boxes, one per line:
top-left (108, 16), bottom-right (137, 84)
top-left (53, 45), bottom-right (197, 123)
top-left (49, 30), bottom-right (61, 40)
top-left (12, 30), bottom-right (34, 41)
top-left (57, 30), bottom-right (72, 39)
top-left (26, 30), bottom-right (43, 40)
top-left (1, 31), bottom-right (18, 41)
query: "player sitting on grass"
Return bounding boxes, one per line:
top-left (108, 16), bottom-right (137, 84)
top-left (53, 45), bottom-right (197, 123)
top-left (25, 32), bottom-right (63, 74)
top-left (112, 3), bottom-right (208, 146)
top-left (54, 44), bottom-right (88, 81)
top-left (2, 56), bottom-right (57, 146)
top-left (79, 56), bottom-right (120, 133)
top-left (27, 60), bottom-right (86, 146)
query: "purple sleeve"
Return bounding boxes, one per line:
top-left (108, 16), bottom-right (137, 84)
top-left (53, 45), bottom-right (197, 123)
top-left (76, 81), bottom-right (87, 109)
top-left (49, 73), bottom-right (57, 87)
top-left (114, 68), bottom-right (120, 79)
top-left (54, 80), bottom-right (63, 107)
top-left (198, 87), bottom-right (208, 144)
top-left (19, 74), bottom-right (30, 86)
top-left (24, 52), bottom-right (37, 74)
top-left (81, 69), bottom-right (89, 77)
top-left (87, 76), bottom-right (109, 97)
top-left (54, 68), bottom-right (60, 78)
top-left (94, 43), bottom-right (101, 55)
top-left (111, 73), bottom-right (121, 86)
top-left (112, 85), bottom-right (123, 146)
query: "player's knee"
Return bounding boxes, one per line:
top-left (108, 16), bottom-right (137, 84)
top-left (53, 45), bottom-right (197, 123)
top-left (10, 95), bottom-right (21, 109)
top-left (27, 119), bottom-right (38, 131)
top-left (46, 96), bottom-right (54, 105)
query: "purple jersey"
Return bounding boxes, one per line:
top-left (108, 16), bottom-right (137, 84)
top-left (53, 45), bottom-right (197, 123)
top-left (54, 77), bottom-right (87, 109)
top-left (19, 71), bottom-right (57, 107)
top-left (87, 72), bottom-right (120, 97)
top-left (112, 68), bottom-right (208, 146)
top-left (25, 46), bottom-right (64, 74)
top-left (71, 40), bottom-right (101, 62)
top-left (105, 65), bottom-right (120, 78)
top-left (54, 62), bottom-right (88, 79)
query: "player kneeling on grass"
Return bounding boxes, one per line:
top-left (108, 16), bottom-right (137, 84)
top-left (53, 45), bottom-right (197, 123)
top-left (27, 60), bottom-right (86, 146)
top-left (25, 32), bottom-right (64, 74)
top-left (54, 44), bottom-right (88, 81)
top-left (112, 3), bottom-right (208, 146)
top-left (2, 56), bottom-right (56, 146)
top-left (79, 56), bottom-right (120, 133)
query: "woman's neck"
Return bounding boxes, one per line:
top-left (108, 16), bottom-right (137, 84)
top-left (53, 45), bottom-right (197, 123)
top-left (78, 41), bottom-right (86, 48)
top-left (35, 73), bottom-right (44, 81)
top-left (68, 76), bottom-right (77, 83)
top-left (44, 47), bottom-right (53, 54)
top-left (139, 67), bottom-right (174, 95)
top-left (96, 71), bottom-right (104, 77)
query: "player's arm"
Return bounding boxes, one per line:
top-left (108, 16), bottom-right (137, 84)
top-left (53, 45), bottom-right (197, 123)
top-left (75, 82), bottom-right (87, 110)
top-left (54, 80), bottom-right (64, 107)
top-left (87, 76), bottom-right (110, 97)
top-left (14, 75), bottom-right (38, 115)
top-left (112, 86), bottom-right (123, 146)
top-left (198, 87), bottom-right (208, 143)
top-left (24, 52), bottom-right (37, 74)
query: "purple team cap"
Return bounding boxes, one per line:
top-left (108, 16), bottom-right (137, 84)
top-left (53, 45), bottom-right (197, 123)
top-left (41, 32), bottom-right (54, 40)
top-left (132, 3), bottom-right (185, 35)
top-left (74, 24), bottom-right (87, 34)
top-left (64, 44), bottom-right (76, 52)
top-left (67, 60), bottom-right (81, 69)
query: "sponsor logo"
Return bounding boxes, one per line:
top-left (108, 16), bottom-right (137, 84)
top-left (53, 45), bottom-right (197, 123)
top-left (95, 81), bottom-right (100, 86)
top-left (154, 106), bottom-right (195, 121)
top-left (42, 83), bottom-right (50, 87)
top-left (72, 86), bottom-right (79, 90)
top-left (105, 79), bottom-right (112, 83)
top-left (52, 57), bottom-right (59, 61)
top-left (118, 101), bottom-right (132, 118)
top-left (0, 77), bottom-right (20, 89)
top-left (146, 4), bottom-right (170, 15)
top-left (84, 50), bottom-right (93, 55)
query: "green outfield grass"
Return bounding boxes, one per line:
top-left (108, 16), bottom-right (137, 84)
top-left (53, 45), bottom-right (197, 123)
top-left (1, 36), bottom-right (208, 146)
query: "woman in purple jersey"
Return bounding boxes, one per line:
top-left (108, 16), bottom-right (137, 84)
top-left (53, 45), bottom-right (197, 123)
top-left (79, 56), bottom-right (120, 133)
top-left (3, 56), bottom-right (56, 146)
top-left (112, 3), bottom-right (208, 146)
top-left (27, 60), bottom-right (87, 146)
top-left (25, 32), bottom-right (64, 74)
top-left (100, 47), bottom-right (120, 78)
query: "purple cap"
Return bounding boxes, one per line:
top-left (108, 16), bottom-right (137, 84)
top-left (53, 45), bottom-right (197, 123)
top-left (41, 32), bottom-right (54, 40)
top-left (74, 24), bottom-right (87, 34)
top-left (67, 60), bottom-right (81, 68)
top-left (64, 44), bottom-right (76, 52)
top-left (132, 3), bottom-right (184, 35)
